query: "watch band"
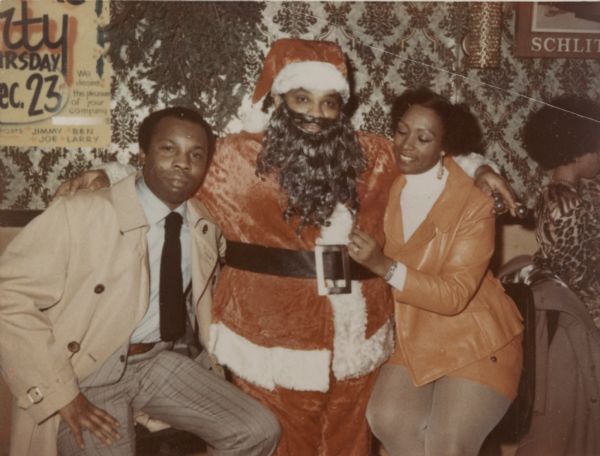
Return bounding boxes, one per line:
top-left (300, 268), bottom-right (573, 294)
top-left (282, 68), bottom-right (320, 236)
top-left (384, 261), bottom-right (398, 282)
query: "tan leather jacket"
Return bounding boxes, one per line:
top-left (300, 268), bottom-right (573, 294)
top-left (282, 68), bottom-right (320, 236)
top-left (385, 158), bottom-right (523, 386)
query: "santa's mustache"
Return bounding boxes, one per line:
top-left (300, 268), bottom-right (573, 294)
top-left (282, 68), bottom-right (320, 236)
top-left (287, 108), bottom-right (337, 131)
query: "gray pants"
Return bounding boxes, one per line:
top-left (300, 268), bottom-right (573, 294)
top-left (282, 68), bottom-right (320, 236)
top-left (57, 348), bottom-right (280, 456)
top-left (367, 364), bottom-right (510, 456)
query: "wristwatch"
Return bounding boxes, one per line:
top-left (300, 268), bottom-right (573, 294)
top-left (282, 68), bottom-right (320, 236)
top-left (384, 262), bottom-right (398, 282)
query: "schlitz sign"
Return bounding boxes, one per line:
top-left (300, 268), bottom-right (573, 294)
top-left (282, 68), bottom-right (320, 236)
top-left (515, 2), bottom-right (600, 58)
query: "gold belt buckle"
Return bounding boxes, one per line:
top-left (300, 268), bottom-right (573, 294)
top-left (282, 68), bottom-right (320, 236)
top-left (315, 244), bottom-right (351, 295)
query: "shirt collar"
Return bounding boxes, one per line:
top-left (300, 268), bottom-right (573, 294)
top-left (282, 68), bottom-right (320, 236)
top-left (136, 176), bottom-right (187, 226)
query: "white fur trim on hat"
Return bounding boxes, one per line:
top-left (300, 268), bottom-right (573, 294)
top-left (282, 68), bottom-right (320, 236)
top-left (272, 61), bottom-right (350, 102)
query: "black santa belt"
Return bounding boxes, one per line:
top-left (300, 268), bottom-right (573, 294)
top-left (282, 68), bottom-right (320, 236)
top-left (225, 240), bottom-right (378, 295)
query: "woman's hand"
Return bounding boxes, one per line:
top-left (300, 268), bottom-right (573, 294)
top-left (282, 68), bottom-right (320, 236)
top-left (348, 227), bottom-right (394, 278)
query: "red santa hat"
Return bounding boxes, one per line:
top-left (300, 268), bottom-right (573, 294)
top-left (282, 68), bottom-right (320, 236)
top-left (239, 38), bottom-right (350, 132)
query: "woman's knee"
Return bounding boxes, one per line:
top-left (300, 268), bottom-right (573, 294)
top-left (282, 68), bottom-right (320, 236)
top-left (366, 397), bottom-right (388, 438)
top-left (427, 436), bottom-right (469, 456)
top-left (426, 427), bottom-right (485, 456)
top-left (425, 404), bottom-right (502, 456)
top-left (367, 397), bottom-right (410, 442)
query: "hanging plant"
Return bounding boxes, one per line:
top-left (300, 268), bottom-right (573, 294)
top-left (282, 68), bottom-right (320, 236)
top-left (105, 1), bottom-right (265, 132)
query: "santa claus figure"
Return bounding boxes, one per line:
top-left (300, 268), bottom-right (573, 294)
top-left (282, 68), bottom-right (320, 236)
top-left (202, 38), bottom-right (397, 455)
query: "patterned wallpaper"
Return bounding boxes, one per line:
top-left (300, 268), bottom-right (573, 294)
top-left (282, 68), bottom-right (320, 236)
top-left (1, 1), bottom-right (599, 210)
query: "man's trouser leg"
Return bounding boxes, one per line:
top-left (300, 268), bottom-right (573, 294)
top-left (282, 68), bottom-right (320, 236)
top-left (57, 350), bottom-right (280, 456)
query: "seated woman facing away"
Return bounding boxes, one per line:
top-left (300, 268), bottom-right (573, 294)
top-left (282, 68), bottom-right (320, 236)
top-left (523, 94), bottom-right (600, 328)
top-left (511, 94), bottom-right (600, 456)
top-left (348, 87), bottom-right (524, 456)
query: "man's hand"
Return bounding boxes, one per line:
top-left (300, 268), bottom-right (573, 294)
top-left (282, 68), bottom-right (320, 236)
top-left (58, 392), bottom-right (121, 449)
top-left (474, 165), bottom-right (524, 217)
top-left (348, 227), bottom-right (394, 278)
top-left (54, 170), bottom-right (110, 198)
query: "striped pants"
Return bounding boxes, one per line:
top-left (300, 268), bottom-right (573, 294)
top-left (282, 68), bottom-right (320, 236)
top-left (57, 349), bottom-right (280, 456)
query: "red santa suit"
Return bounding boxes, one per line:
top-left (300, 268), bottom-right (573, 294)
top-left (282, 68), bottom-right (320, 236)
top-left (195, 38), bottom-right (398, 455)
top-left (198, 128), bottom-right (397, 455)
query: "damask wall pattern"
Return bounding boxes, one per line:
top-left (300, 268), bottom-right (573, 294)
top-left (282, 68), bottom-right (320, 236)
top-left (1, 1), bottom-right (599, 210)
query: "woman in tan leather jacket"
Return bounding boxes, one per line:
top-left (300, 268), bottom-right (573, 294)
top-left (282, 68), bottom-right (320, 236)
top-left (349, 87), bottom-right (524, 456)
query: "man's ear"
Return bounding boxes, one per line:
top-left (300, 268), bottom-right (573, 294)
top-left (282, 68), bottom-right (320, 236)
top-left (138, 150), bottom-right (146, 168)
top-left (273, 94), bottom-right (282, 108)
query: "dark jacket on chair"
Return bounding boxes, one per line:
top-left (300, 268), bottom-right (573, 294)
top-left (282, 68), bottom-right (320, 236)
top-left (501, 255), bottom-right (600, 456)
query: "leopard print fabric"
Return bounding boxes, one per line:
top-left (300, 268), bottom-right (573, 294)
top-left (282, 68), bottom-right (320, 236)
top-left (533, 175), bottom-right (600, 328)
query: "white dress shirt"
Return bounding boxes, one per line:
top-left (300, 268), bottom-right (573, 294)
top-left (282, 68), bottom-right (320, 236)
top-left (129, 177), bottom-right (192, 343)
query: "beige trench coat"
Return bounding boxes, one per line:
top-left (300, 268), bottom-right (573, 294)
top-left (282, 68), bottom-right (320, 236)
top-left (0, 174), bottom-right (224, 456)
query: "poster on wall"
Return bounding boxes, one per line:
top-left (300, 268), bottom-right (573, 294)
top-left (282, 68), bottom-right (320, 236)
top-left (515, 2), bottom-right (600, 58)
top-left (0, 0), bottom-right (111, 147)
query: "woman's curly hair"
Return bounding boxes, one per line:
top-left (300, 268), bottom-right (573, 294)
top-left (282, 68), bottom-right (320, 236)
top-left (522, 94), bottom-right (600, 170)
top-left (390, 87), bottom-right (484, 156)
